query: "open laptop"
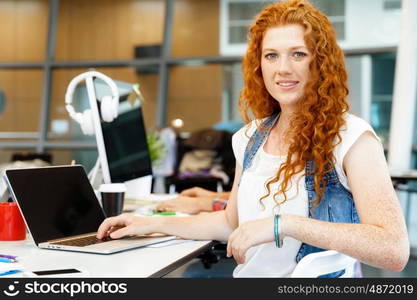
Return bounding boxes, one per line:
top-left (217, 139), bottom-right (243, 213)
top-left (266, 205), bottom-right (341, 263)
top-left (3, 165), bottom-right (175, 254)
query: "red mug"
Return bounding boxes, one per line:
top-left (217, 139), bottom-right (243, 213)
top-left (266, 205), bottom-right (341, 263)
top-left (0, 202), bottom-right (26, 241)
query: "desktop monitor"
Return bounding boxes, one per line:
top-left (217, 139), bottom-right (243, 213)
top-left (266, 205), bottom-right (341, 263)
top-left (74, 78), bottom-right (153, 198)
top-left (101, 99), bottom-right (153, 192)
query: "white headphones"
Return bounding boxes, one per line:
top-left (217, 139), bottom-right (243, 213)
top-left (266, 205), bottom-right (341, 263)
top-left (65, 71), bottom-right (120, 135)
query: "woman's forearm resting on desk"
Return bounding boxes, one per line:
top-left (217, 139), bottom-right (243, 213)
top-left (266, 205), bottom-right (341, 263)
top-left (280, 214), bottom-right (409, 272)
top-left (96, 210), bottom-right (233, 243)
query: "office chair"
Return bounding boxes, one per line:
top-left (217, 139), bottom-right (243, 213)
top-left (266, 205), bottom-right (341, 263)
top-left (165, 129), bottom-right (235, 193)
top-left (290, 250), bottom-right (357, 278)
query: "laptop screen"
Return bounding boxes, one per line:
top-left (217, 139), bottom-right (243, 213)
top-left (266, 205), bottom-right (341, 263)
top-left (5, 166), bottom-right (105, 245)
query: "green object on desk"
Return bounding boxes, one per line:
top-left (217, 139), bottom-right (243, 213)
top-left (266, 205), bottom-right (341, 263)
top-left (147, 211), bottom-right (176, 216)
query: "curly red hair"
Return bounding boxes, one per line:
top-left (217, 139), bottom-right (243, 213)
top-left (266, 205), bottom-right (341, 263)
top-left (239, 0), bottom-right (349, 212)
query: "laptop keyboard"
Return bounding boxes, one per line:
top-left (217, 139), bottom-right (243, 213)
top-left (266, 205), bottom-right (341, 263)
top-left (51, 235), bottom-right (114, 247)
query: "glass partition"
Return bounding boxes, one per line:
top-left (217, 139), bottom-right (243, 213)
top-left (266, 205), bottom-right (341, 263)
top-left (55, 0), bottom-right (165, 61)
top-left (167, 64), bottom-right (226, 134)
top-left (172, 0), bottom-right (220, 57)
top-left (0, 70), bottom-right (43, 140)
top-left (0, 0), bottom-right (48, 62)
top-left (49, 67), bottom-right (159, 141)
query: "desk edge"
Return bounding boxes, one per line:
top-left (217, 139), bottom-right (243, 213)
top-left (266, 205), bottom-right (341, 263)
top-left (148, 240), bottom-right (217, 278)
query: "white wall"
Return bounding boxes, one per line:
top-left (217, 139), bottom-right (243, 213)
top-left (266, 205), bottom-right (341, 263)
top-left (340, 0), bottom-right (401, 50)
top-left (346, 55), bottom-right (372, 121)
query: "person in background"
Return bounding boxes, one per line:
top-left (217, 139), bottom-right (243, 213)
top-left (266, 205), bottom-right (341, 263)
top-left (155, 187), bottom-right (230, 214)
top-left (97, 0), bottom-right (409, 277)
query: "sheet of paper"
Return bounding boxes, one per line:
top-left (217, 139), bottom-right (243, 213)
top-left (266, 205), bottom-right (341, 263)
top-left (123, 193), bottom-right (179, 213)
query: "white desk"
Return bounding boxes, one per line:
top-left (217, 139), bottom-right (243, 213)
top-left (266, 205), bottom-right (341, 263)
top-left (0, 194), bottom-right (214, 277)
top-left (0, 235), bottom-right (214, 277)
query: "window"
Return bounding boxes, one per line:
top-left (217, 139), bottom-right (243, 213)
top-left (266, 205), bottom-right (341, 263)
top-left (383, 0), bottom-right (401, 10)
top-left (370, 53), bottom-right (396, 145)
top-left (310, 0), bottom-right (345, 40)
top-left (220, 0), bottom-right (273, 55)
top-left (227, 1), bottom-right (272, 44)
top-left (220, 0), bottom-right (346, 55)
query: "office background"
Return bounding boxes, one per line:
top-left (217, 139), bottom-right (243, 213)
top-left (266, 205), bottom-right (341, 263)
top-left (0, 0), bottom-right (416, 277)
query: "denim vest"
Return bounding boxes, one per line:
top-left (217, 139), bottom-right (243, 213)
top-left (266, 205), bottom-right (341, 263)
top-left (241, 113), bottom-right (360, 277)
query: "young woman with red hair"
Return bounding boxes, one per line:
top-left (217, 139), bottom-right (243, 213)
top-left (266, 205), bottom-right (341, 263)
top-left (97, 0), bottom-right (409, 277)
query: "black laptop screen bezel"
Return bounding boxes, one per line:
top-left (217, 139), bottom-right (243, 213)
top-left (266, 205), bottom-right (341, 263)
top-left (4, 165), bottom-right (105, 245)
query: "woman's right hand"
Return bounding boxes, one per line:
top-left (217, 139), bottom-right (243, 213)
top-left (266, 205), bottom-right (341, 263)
top-left (96, 214), bottom-right (161, 239)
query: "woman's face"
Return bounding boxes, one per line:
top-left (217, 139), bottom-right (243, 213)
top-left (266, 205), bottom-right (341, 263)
top-left (261, 24), bottom-right (311, 110)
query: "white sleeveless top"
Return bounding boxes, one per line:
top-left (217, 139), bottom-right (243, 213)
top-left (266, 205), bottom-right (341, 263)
top-left (231, 113), bottom-right (379, 277)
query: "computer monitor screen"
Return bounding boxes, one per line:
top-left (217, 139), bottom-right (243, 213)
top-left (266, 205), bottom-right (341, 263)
top-left (85, 77), bottom-right (153, 197)
top-left (101, 99), bottom-right (152, 183)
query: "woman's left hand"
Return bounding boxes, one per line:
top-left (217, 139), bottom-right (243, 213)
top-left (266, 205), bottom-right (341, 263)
top-left (155, 196), bottom-right (213, 214)
top-left (226, 217), bottom-right (275, 264)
